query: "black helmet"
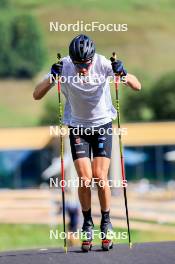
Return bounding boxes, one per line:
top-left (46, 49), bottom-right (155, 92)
top-left (69, 34), bottom-right (95, 62)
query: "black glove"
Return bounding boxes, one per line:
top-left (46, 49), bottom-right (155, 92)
top-left (111, 60), bottom-right (127, 77)
top-left (51, 61), bottom-right (63, 78)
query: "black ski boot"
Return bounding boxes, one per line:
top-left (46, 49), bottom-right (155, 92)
top-left (100, 212), bottom-right (114, 251)
top-left (81, 218), bottom-right (94, 252)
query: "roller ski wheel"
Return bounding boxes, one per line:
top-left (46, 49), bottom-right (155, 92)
top-left (81, 241), bottom-right (92, 252)
top-left (101, 221), bottom-right (114, 251)
top-left (102, 239), bottom-right (113, 251)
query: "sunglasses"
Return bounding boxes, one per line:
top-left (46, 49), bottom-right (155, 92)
top-left (73, 59), bottom-right (92, 69)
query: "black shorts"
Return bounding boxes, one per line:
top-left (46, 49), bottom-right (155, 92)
top-left (68, 122), bottom-right (112, 161)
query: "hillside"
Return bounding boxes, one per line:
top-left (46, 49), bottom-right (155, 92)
top-left (0, 0), bottom-right (175, 127)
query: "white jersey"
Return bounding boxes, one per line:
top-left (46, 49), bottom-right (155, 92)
top-left (51, 53), bottom-right (117, 127)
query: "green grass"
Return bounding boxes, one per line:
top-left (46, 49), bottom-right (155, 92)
top-left (0, 79), bottom-right (47, 127)
top-left (0, 224), bottom-right (174, 251)
top-left (12, 0), bottom-right (175, 11)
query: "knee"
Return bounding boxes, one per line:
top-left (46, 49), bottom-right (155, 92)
top-left (75, 165), bottom-right (92, 187)
top-left (79, 175), bottom-right (92, 187)
top-left (93, 168), bottom-right (108, 186)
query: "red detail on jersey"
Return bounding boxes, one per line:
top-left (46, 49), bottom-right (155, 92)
top-left (75, 137), bottom-right (81, 144)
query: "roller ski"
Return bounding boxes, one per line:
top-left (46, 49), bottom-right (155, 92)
top-left (101, 218), bottom-right (114, 251)
top-left (81, 218), bottom-right (94, 252)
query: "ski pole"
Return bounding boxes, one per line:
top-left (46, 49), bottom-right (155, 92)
top-left (110, 52), bottom-right (132, 249)
top-left (57, 53), bottom-right (67, 253)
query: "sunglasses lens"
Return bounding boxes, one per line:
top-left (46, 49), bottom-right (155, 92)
top-left (73, 60), bottom-right (92, 69)
top-left (77, 64), bottom-right (89, 69)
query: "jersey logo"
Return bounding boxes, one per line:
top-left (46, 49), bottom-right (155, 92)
top-left (98, 143), bottom-right (104, 148)
top-left (98, 137), bottom-right (106, 141)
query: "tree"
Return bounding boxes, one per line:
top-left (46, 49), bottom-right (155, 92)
top-left (120, 85), bottom-right (153, 122)
top-left (0, 0), bottom-right (9, 8)
top-left (0, 18), bottom-right (12, 77)
top-left (11, 14), bottom-right (45, 78)
top-left (0, 12), bottom-right (46, 78)
top-left (149, 73), bottom-right (175, 121)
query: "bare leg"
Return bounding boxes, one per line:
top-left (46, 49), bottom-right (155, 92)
top-left (74, 157), bottom-right (93, 211)
top-left (92, 157), bottom-right (111, 212)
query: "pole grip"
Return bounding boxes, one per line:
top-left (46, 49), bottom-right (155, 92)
top-left (56, 53), bottom-right (62, 93)
top-left (110, 52), bottom-right (120, 91)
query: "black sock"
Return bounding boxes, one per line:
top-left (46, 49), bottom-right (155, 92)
top-left (101, 210), bottom-right (110, 223)
top-left (82, 208), bottom-right (92, 222)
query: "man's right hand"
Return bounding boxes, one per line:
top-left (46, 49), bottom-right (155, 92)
top-left (111, 60), bottom-right (127, 77)
top-left (51, 61), bottom-right (63, 78)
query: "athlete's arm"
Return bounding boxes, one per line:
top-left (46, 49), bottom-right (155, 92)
top-left (33, 77), bottom-right (53, 100)
top-left (33, 61), bottom-right (63, 100)
top-left (110, 59), bottom-right (141, 91)
top-left (124, 73), bottom-right (141, 91)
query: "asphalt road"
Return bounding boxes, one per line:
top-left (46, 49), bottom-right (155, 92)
top-left (0, 242), bottom-right (174, 264)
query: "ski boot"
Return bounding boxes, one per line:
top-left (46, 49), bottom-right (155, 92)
top-left (101, 220), bottom-right (114, 251)
top-left (81, 219), bottom-right (94, 252)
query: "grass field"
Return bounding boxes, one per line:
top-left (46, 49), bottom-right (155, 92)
top-left (0, 224), bottom-right (174, 251)
top-left (0, 79), bottom-right (50, 127)
top-left (0, 0), bottom-right (175, 127)
top-left (12, 0), bottom-right (175, 11)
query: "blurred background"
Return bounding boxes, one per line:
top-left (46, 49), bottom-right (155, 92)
top-left (0, 0), bottom-right (175, 251)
